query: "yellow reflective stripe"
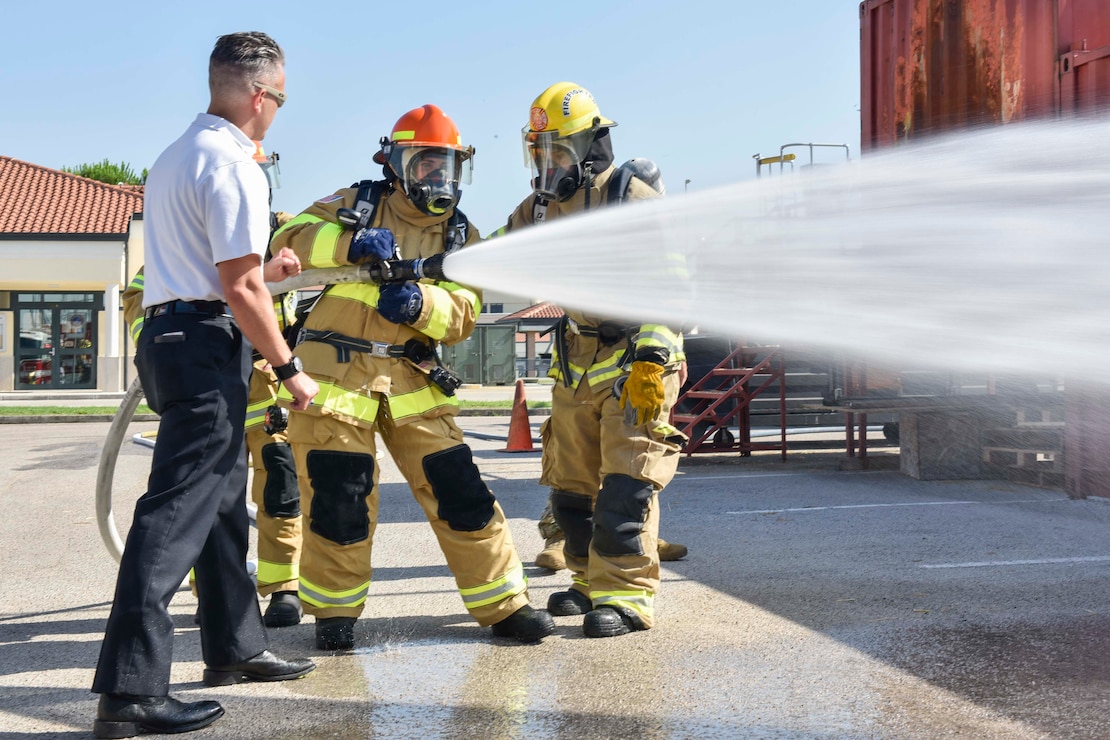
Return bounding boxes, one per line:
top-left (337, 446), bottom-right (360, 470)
top-left (592, 590), bottom-right (653, 618)
top-left (271, 293), bottom-right (295, 327)
top-left (128, 316), bottom-right (144, 343)
top-left (392, 129), bottom-right (416, 141)
top-left (487, 225), bottom-right (508, 239)
top-left (328, 282), bottom-right (380, 308)
top-left (277, 213), bottom-right (345, 268)
top-left (459, 563), bottom-right (527, 609)
top-left (585, 354), bottom-right (623, 385)
top-left (128, 274), bottom-right (144, 290)
top-left (633, 326), bottom-right (683, 354)
top-left (437, 281), bottom-right (480, 314)
top-left (399, 283), bottom-right (480, 341)
top-left (257, 558), bottom-right (297, 587)
top-left (308, 221), bottom-right (346, 268)
top-left (245, 398), bottom-right (270, 431)
top-left (571, 575), bottom-right (589, 592)
top-left (421, 285), bottom-right (456, 340)
top-left (387, 382), bottom-right (459, 422)
top-left (550, 350), bottom-right (587, 385)
top-left (276, 291), bottom-right (297, 328)
top-left (652, 420), bottom-right (683, 437)
top-left (278, 379), bottom-right (381, 424)
top-left (299, 575), bottom-right (369, 609)
top-left (663, 251), bottom-right (688, 278)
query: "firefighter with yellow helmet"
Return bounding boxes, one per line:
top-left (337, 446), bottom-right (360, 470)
top-left (121, 143), bottom-right (305, 628)
top-left (498, 82), bottom-right (688, 638)
top-left (272, 104), bottom-right (554, 650)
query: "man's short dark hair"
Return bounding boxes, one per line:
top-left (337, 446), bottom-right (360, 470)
top-left (209, 32), bottom-right (284, 95)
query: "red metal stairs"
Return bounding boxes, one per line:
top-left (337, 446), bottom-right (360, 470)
top-left (673, 346), bottom-right (788, 458)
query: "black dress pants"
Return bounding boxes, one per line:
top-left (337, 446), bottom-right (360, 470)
top-left (92, 310), bottom-right (267, 696)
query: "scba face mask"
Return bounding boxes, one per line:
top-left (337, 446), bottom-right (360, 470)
top-left (391, 146), bottom-right (472, 216)
top-left (524, 127), bottom-right (596, 202)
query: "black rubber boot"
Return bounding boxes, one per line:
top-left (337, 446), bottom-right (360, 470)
top-left (546, 589), bottom-right (592, 616)
top-left (490, 605), bottom-right (556, 643)
top-left (315, 616), bottom-right (356, 650)
top-left (583, 607), bottom-right (644, 638)
top-left (263, 591), bottom-right (303, 628)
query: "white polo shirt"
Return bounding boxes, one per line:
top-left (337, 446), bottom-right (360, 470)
top-left (142, 113), bottom-right (271, 307)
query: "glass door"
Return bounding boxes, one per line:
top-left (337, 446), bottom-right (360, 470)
top-left (58, 308), bottom-right (96, 387)
top-left (16, 308), bottom-right (55, 388)
top-left (15, 304), bottom-right (97, 390)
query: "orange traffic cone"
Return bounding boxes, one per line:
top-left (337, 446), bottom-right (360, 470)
top-left (500, 379), bottom-right (535, 453)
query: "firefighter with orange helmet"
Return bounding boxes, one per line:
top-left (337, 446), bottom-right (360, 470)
top-left (271, 104), bottom-right (554, 650)
top-left (497, 82), bottom-right (688, 638)
top-left (121, 143), bottom-right (305, 628)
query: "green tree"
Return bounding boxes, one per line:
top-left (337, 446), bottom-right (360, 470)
top-left (62, 159), bottom-right (147, 186)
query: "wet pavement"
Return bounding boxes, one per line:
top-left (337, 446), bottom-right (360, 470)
top-left (2, 411), bottom-right (1110, 738)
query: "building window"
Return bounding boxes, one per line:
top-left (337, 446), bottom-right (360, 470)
top-left (486, 303), bottom-right (503, 314)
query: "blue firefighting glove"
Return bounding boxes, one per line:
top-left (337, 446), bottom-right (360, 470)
top-left (349, 227), bottom-right (396, 264)
top-left (618, 361), bottom-right (666, 425)
top-left (377, 282), bottom-right (423, 324)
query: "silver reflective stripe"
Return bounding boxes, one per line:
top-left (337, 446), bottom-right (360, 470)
top-left (299, 581), bottom-right (369, 608)
top-left (459, 565), bottom-right (527, 608)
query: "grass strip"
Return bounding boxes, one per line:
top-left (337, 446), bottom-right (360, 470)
top-left (0, 400), bottom-right (549, 416)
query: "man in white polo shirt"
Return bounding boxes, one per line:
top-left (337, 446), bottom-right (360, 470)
top-left (92, 32), bottom-right (318, 739)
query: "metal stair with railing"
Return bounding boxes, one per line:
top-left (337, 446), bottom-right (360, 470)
top-left (672, 345), bottom-right (787, 457)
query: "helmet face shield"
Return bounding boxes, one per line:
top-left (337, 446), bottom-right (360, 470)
top-left (388, 144), bottom-right (473, 216)
top-left (523, 126), bottom-right (595, 201)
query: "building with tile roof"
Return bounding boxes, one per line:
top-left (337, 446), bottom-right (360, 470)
top-left (0, 156), bottom-right (145, 391)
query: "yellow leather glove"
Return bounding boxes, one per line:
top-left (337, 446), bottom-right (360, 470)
top-left (619, 361), bottom-right (666, 425)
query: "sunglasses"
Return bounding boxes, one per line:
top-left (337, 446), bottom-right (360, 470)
top-left (253, 81), bottom-right (287, 108)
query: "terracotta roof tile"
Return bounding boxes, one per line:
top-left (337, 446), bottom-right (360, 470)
top-left (497, 302), bottom-right (564, 322)
top-left (0, 156), bottom-right (144, 235)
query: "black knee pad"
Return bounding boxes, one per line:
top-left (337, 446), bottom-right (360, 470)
top-left (592, 474), bottom-right (652, 557)
top-left (261, 442), bottom-right (300, 518)
top-left (423, 445), bottom-right (495, 531)
top-left (551, 489), bottom-right (594, 559)
top-left (305, 450), bottom-right (375, 545)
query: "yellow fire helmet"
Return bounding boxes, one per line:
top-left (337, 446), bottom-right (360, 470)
top-left (523, 82), bottom-right (617, 201)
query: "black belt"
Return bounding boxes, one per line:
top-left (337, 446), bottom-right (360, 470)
top-left (299, 328), bottom-right (415, 363)
top-left (146, 300), bottom-right (231, 320)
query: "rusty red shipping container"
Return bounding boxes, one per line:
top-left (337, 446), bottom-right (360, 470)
top-left (860, 0), bottom-right (1110, 151)
top-left (859, 0), bottom-right (1110, 497)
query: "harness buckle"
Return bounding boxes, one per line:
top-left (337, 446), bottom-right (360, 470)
top-left (369, 341), bottom-right (394, 358)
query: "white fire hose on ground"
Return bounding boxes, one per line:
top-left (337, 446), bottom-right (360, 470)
top-left (95, 266), bottom-right (371, 562)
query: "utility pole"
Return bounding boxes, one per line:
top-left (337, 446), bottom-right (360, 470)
top-left (684, 179), bottom-right (691, 193)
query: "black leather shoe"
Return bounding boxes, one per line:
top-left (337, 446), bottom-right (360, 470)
top-left (316, 616), bottom-right (356, 650)
top-left (94, 693), bottom-right (223, 738)
top-left (490, 604), bottom-right (556, 643)
top-left (202, 649), bottom-right (315, 686)
top-left (263, 591), bottom-right (303, 628)
top-left (583, 606), bottom-right (645, 638)
top-left (547, 589), bottom-right (592, 616)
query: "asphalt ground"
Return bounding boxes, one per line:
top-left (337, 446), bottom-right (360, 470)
top-left (2, 407), bottom-right (1110, 738)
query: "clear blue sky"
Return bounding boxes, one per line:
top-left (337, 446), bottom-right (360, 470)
top-left (2, 1), bottom-right (863, 233)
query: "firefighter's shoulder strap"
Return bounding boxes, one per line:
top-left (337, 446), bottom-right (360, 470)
top-left (606, 158), bottom-right (665, 205)
top-left (352, 178), bottom-right (468, 254)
